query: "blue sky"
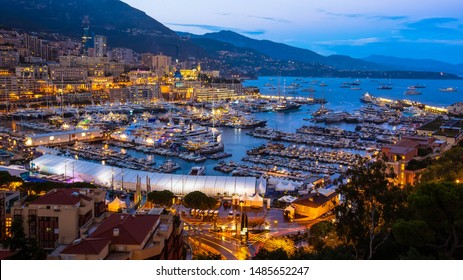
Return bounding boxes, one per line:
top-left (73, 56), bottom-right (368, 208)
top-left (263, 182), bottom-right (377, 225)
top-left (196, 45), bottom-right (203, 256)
top-left (121, 0), bottom-right (463, 64)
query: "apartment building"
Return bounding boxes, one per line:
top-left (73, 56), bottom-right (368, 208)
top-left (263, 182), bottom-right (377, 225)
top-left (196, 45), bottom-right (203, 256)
top-left (11, 188), bottom-right (106, 250)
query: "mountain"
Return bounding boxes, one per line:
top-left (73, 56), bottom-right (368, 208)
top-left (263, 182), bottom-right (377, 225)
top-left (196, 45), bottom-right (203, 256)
top-left (195, 30), bottom-right (385, 71)
top-left (363, 55), bottom-right (463, 77)
top-left (0, 0), bottom-right (206, 59)
top-left (0, 0), bottom-right (460, 78)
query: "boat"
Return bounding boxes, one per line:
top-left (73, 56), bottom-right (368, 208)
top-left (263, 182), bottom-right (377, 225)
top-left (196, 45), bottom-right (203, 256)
top-left (301, 87), bottom-right (316, 92)
top-left (188, 166), bottom-right (206, 176)
top-left (360, 92), bottom-right (373, 103)
top-left (439, 87), bottom-right (458, 92)
top-left (273, 100), bottom-right (301, 112)
top-left (404, 88), bottom-right (422, 95)
top-left (377, 84), bottom-right (392, 90)
top-left (159, 159), bottom-right (181, 173)
top-left (348, 79), bottom-right (361, 86)
top-left (311, 104), bottom-right (331, 116)
top-left (410, 83), bottom-right (426, 89)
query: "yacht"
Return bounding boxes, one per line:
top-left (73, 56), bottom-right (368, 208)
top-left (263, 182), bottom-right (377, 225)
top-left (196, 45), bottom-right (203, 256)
top-left (273, 100), bottom-right (301, 112)
top-left (404, 88), bottom-right (422, 95)
top-left (311, 104), bottom-right (331, 116)
top-left (377, 84), bottom-right (393, 90)
top-left (439, 87), bottom-right (458, 92)
top-left (410, 84), bottom-right (426, 89)
top-left (360, 92), bottom-right (374, 103)
top-left (188, 166), bottom-right (206, 176)
top-left (159, 159), bottom-right (181, 173)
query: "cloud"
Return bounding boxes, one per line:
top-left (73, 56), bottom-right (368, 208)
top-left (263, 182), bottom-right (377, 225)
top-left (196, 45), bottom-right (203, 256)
top-left (399, 17), bottom-right (463, 39)
top-left (247, 15), bottom-right (291, 23)
top-left (166, 23), bottom-right (266, 36)
top-left (318, 9), bottom-right (407, 21)
top-left (399, 38), bottom-right (463, 46)
top-left (316, 37), bottom-right (381, 46)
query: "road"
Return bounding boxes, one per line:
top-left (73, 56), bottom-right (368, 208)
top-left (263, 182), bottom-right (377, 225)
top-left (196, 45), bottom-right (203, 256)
top-left (182, 207), bottom-right (324, 259)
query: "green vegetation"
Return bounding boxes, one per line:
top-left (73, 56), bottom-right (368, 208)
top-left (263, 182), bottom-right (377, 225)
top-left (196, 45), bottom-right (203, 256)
top-left (406, 158), bottom-right (433, 171)
top-left (254, 145), bottom-right (463, 259)
top-left (334, 157), bottom-right (407, 259)
top-left (193, 251), bottom-right (223, 260)
top-left (420, 146), bottom-right (463, 183)
top-left (2, 217), bottom-right (45, 259)
top-left (147, 190), bottom-right (175, 208)
top-left (183, 191), bottom-right (217, 210)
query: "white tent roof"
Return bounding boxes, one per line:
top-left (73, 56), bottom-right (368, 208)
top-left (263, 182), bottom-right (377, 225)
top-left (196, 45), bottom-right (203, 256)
top-left (251, 193), bottom-right (263, 202)
top-left (108, 196), bottom-right (126, 207)
top-left (278, 195), bottom-right (297, 203)
top-left (31, 154), bottom-right (260, 196)
top-left (275, 181), bottom-right (296, 191)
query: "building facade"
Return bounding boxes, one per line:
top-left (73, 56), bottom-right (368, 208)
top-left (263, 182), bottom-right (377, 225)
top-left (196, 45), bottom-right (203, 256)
top-left (11, 188), bottom-right (106, 250)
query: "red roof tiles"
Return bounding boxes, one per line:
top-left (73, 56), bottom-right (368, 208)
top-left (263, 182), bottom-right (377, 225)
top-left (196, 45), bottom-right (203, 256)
top-left (90, 214), bottom-right (159, 246)
top-left (61, 238), bottom-right (110, 255)
top-left (30, 188), bottom-right (92, 205)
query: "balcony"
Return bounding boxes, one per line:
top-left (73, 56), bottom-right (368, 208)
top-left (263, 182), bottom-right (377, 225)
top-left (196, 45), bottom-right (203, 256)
top-left (132, 238), bottom-right (164, 260)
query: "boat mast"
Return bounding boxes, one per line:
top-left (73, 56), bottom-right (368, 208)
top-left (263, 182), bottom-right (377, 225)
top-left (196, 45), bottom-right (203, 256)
top-left (61, 73), bottom-right (64, 119)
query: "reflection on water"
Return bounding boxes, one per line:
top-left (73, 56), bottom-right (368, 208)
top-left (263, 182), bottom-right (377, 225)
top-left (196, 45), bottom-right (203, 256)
top-left (3, 76), bottom-right (463, 176)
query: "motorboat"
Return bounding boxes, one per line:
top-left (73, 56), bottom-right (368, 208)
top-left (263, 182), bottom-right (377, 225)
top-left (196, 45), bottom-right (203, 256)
top-left (188, 166), bottom-right (206, 176)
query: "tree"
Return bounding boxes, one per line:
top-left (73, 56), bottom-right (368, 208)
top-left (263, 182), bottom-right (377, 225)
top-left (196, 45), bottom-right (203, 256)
top-left (253, 237), bottom-right (296, 259)
top-left (183, 191), bottom-right (217, 210)
top-left (193, 251), bottom-right (223, 260)
top-left (2, 217), bottom-right (45, 260)
top-left (147, 190), bottom-right (175, 207)
top-left (334, 157), bottom-right (407, 259)
top-left (420, 146), bottom-right (463, 183)
top-left (248, 217), bottom-right (265, 230)
top-left (253, 247), bottom-right (290, 260)
top-left (393, 182), bottom-right (463, 259)
top-left (0, 171), bottom-right (24, 190)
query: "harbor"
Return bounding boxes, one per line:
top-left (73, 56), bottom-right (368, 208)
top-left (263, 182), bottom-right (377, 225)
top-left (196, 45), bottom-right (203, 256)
top-left (1, 76), bottom-right (462, 183)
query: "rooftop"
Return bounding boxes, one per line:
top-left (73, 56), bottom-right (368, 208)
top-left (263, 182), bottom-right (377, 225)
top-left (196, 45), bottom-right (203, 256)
top-left (292, 191), bottom-right (337, 208)
top-left (417, 117), bottom-right (444, 132)
top-left (61, 238), bottom-right (110, 256)
top-left (30, 188), bottom-right (92, 206)
top-left (90, 214), bottom-right (160, 245)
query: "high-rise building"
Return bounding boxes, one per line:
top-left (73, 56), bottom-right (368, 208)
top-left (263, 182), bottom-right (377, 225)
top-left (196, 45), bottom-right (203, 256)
top-left (94, 35), bottom-right (107, 57)
top-left (153, 54), bottom-right (171, 74)
top-left (141, 53), bottom-right (154, 68)
top-left (111, 48), bottom-right (134, 64)
top-left (81, 16), bottom-right (93, 55)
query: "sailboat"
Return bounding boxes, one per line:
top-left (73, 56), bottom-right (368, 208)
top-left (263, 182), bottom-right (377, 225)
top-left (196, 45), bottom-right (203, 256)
top-left (273, 78), bottom-right (301, 112)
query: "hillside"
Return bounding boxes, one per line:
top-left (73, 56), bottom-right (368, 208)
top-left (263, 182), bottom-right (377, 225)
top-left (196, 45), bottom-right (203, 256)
top-left (364, 55), bottom-right (463, 77)
top-left (0, 0), bottom-right (460, 78)
top-left (0, 0), bottom-right (206, 59)
top-left (197, 30), bottom-right (385, 71)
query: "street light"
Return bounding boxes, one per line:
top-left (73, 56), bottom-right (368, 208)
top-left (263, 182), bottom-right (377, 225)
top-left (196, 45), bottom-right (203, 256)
top-left (239, 200), bottom-right (248, 245)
